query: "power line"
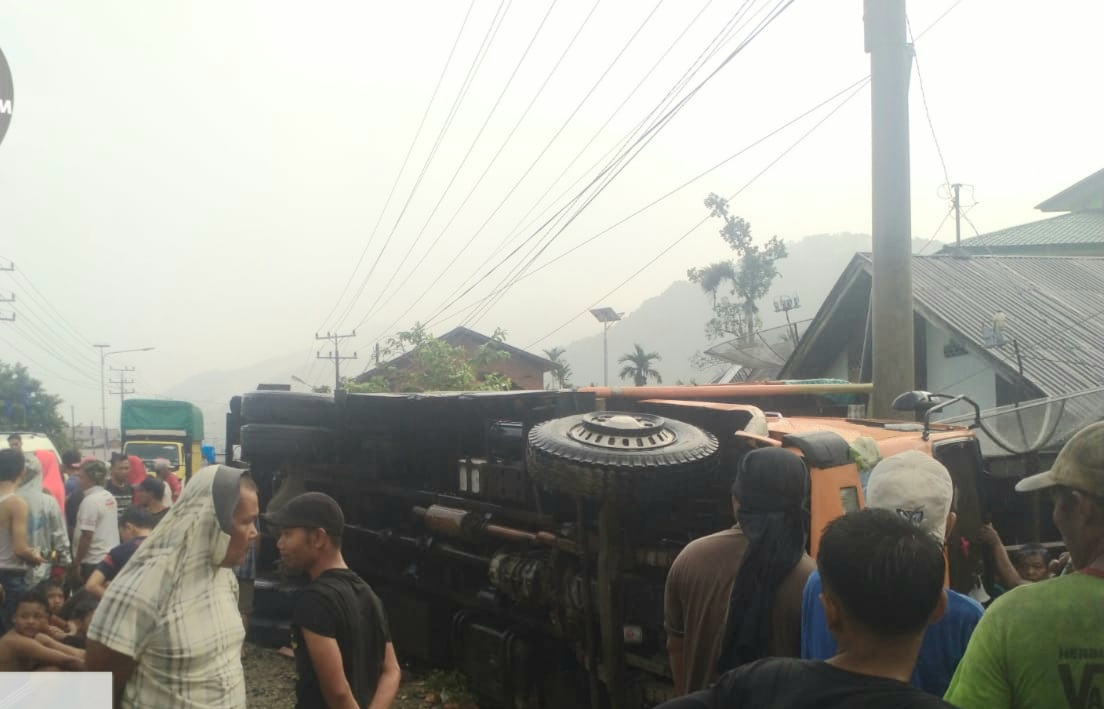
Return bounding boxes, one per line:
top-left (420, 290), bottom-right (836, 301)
top-left (9, 269), bottom-right (95, 349)
top-left (466, 0), bottom-right (803, 330)
top-left (907, 14), bottom-right (950, 189)
top-left (917, 204), bottom-right (956, 255)
top-left (352, 0), bottom-right (673, 344)
top-left (311, 0), bottom-right (479, 340)
top-left (525, 75), bottom-right (869, 350)
top-left (348, 0), bottom-right (560, 332)
top-left (437, 0), bottom-right (767, 328)
top-left (329, 0), bottom-right (514, 336)
top-left (424, 0), bottom-right (798, 338)
top-left (459, 0), bottom-right (770, 328)
top-left (0, 331), bottom-right (100, 391)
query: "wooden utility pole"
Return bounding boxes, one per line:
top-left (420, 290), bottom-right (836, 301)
top-left (865, 0), bottom-right (915, 418)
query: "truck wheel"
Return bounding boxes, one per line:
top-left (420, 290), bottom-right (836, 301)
top-left (240, 391), bottom-right (337, 427)
top-left (239, 424), bottom-right (336, 462)
top-left (527, 412), bottom-right (719, 501)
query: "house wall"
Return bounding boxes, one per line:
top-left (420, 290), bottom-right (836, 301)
top-left (473, 354), bottom-right (545, 390)
top-left (923, 319), bottom-right (997, 410)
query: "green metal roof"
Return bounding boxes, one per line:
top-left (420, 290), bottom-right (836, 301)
top-left (947, 210), bottom-right (1104, 252)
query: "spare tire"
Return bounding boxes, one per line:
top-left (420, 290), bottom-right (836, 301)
top-left (527, 411), bottom-right (719, 501)
top-left (239, 424), bottom-right (336, 462)
top-left (241, 391), bottom-right (337, 428)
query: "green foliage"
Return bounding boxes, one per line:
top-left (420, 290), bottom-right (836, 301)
top-left (542, 346), bottom-right (573, 389)
top-left (618, 344), bottom-right (662, 387)
top-left (688, 193), bottom-right (787, 342)
top-left (0, 361), bottom-right (72, 450)
top-left (424, 669), bottom-right (477, 704)
top-left (345, 323), bottom-right (513, 393)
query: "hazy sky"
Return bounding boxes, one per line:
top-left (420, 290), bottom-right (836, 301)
top-left (1, 0), bottom-right (1101, 428)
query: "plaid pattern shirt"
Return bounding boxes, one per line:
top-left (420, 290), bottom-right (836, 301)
top-left (88, 467), bottom-right (247, 709)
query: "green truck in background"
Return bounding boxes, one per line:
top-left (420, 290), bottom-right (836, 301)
top-left (121, 399), bottom-right (205, 481)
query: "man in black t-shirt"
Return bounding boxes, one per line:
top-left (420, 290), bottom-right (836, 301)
top-left (264, 492), bottom-right (401, 709)
top-left (105, 453), bottom-right (134, 524)
top-left (656, 509), bottom-right (956, 709)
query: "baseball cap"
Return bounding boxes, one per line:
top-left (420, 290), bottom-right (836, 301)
top-left (1016, 422), bottom-right (1104, 497)
top-left (865, 450), bottom-right (955, 542)
top-left (262, 492), bottom-right (345, 538)
top-left (153, 458), bottom-right (175, 473)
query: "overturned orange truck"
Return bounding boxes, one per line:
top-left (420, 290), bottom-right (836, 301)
top-left (230, 382), bottom-right (995, 709)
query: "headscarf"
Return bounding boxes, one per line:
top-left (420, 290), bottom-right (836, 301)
top-left (717, 448), bottom-right (809, 673)
top-left (127, 455), bottom-right (148, 488)
top-left (88, 465), bottom-right (250, 708)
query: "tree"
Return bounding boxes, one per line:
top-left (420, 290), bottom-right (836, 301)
top-left (0, 361), bottom-right (72, 450)
top-left (618, 345), bottom-right (662, 387)
top-left (687, 193), bottom-right (787, 342)
top-left (347, 323), bottom-right (513, 393)
top-left (542, 347), bottom-right (573, 389)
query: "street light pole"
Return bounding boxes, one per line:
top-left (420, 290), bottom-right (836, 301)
top-left (94, 344), bottom-right (110, 457)
top-left (589, 308), bottom-right (623, 388)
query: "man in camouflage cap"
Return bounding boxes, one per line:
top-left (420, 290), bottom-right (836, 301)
top-left (945, 422), bottom-right (1104, 708)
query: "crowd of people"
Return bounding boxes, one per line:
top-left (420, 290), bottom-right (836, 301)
top-left (659, 422), bottom-right (1104, 708)
top-left (0, 436), bottom-right (400, 709)
top-left (3, 419), bottom-right (1103, 708)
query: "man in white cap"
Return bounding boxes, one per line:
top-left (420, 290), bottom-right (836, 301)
top-left (945, 422), bottom-right (1104, 709)
top-left (801, 450), bottom-right (984, 696)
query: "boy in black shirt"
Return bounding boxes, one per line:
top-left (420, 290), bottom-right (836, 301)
top-left (265, 492), bottom-right (401, 709)
top-left (656, 508), bottom-right (955, 709)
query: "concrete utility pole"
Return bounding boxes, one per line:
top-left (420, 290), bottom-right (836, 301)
top-left (109, 366), bottom-right (136, 411)
top-left (865, 0), bottom-right (915, 418)
top-left (0, 262), bottom-right (15, 321)
top-left (316, 331), bottom-right (357, 392)
top-left (952, 183), bottom-right (963, 253)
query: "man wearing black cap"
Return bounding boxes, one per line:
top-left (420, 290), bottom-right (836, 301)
top-left (265, 492), bottom-right (401, 709)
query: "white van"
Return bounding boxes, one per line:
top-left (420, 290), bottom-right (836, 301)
top-left (0, 431), bottom-right (61, 460)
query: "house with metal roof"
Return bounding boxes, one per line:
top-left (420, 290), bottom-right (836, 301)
top-left (781, 253), bottom-right (1104, 412)
top-left (944, 168), bottom-right (1104, 256)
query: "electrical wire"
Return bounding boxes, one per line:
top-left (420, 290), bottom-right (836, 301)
top-left (0, 331), bottom-right (100, 391)
top-left (329, 0), bottom-right (514, 334)
top-left (907, 14), bottom-right (951, 189)
top-left (353, 0), bottom-right (693, 332)
top-left (352, 0), bottom-right (675, 346)
top-left (349, 0), bottom-right (560, 332)
top-left (460, 0), bottom-right (775, 327)
top-left (524, 75), bottom-right (868, 350)
top-left (431, 0), bottom-right (798, 336)
top-left (311, 0), bottom-right (479, 339)
top-left (917, 204), bottom-right (956, 255)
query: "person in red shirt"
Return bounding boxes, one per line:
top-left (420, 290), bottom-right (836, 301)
top-left (152, 459), bottom-right (182, 503)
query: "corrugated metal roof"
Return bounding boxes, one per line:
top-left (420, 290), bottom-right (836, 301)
top-left (950, 210), bottom-right (1104, 251)
top-left (1036, 168), bottom-right (1104, 212)
top-left (863, 254), bottom-right (1104, 396)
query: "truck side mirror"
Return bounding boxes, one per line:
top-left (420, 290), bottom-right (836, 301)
top-left (892, 390), bottom-right (936, 414)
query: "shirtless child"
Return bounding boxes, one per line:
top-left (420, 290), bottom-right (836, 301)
top-left (0, 589), bottom-right (84, 671)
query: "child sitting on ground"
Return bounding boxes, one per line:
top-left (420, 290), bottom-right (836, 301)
top-left (0, 589), bottom-right (85, 671)
top-left (35, 578), bottom-right (71, 640)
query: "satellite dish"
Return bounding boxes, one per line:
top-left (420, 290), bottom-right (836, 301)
top-left (936, 384), bottom-right (1104, 456)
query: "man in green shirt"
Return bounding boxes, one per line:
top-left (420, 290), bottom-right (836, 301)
top-left (945, 422), bottom-right (1104, 709)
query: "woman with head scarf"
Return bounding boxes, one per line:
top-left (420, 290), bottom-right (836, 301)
top-left (86, 465), bottom-right (259, 709)
top-left (716, 447), bottom-right (815, 673)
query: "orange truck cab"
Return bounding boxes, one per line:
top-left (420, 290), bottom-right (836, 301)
top-left (630, 397), bottom-right (986, 594)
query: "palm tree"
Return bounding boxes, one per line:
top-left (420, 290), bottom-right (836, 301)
top-left (542, 347), bottom-right (573, 389)
top-left (618, 344), bottom-right (662, 387)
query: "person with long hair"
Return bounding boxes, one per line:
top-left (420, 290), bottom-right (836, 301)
top-left (664, 447), bottom-right (814, 693)
top-left (716, 447), bottom-right (814, 673)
